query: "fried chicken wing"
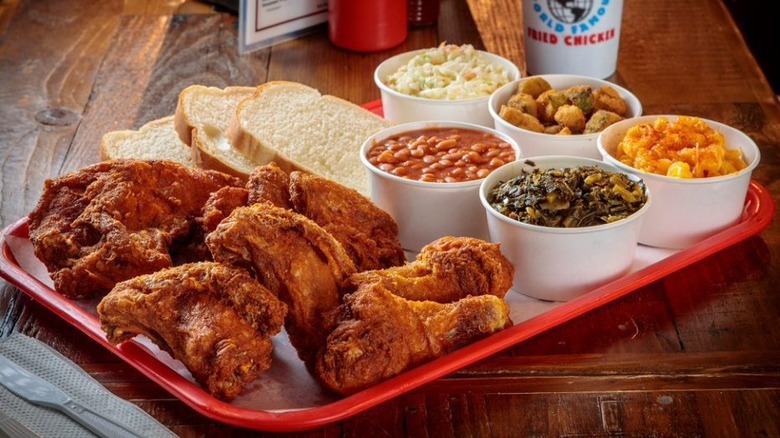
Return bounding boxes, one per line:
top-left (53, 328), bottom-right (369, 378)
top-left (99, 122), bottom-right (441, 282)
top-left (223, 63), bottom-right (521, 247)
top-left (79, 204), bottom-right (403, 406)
top-left (206, 203), bottom-right (356, 368)
top-left (97, 261), bottom-right (287, 401)
top-left (315, 282), bottom-right (512, 395)
top-left (289, 171), bottom-right (406, 271)
top-left (343, 236), bottom-right (514, 303)
top-left (28, 159), bottom-right (242, 298)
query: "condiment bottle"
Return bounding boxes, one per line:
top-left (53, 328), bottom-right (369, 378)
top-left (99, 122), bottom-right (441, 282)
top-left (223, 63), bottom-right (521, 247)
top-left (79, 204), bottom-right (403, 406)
top-left (329, 0), bottom-right (408, 52)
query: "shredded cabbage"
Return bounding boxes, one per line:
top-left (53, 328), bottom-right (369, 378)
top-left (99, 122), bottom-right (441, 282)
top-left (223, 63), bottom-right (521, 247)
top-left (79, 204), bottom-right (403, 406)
top-left (384, 43), bottom-right (512, 100)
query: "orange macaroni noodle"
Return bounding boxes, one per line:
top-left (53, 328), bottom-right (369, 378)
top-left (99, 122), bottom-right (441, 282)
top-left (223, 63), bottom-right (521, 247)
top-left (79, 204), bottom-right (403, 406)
top-left (616, 116), bottom-right (747, 178)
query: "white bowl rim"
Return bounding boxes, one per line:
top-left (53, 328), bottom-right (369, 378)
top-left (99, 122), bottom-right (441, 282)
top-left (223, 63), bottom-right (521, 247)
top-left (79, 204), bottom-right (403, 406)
top-left (360, 120), bottom-right (521, 189)
top-left (374, 48), bottom-right (522, 104)
top-left (488, 75), bottom-right (643, 142)
top-left (597, 114), bottom-right (762, 185)
top-left (479, 155), bottom-right (652, 234)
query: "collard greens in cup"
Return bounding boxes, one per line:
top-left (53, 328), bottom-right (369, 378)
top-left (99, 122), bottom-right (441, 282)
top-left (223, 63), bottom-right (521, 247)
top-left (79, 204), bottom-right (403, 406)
top-left (479, 156), bottom-right (651, 302)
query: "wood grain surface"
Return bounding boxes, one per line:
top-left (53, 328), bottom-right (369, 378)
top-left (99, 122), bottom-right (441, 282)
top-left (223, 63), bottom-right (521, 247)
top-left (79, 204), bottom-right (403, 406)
top-left (0, 0), bottom-right (778, 436)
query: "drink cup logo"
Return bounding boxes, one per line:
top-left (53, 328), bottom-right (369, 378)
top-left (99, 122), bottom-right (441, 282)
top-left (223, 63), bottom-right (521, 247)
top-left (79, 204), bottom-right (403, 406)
top-left (548, 0), bottom-right (593, 25)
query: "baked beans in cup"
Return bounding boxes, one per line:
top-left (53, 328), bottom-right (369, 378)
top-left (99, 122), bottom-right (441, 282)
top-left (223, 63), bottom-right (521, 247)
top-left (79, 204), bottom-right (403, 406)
top-left (366, 127), bottom-right (517, 183)
top-left (360, 121), bottom-right (520, 252)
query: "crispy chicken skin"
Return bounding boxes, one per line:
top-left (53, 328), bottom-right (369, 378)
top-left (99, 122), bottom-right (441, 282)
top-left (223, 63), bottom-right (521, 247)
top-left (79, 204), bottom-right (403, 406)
top-left (247, 162), bottom-right (293, 209)
top-left (289, 171), bottom-right (406, 271)
top-left (206, 203), bottom-right (357, 369)
top-left (316, 235), bottom-right (515, 395)
top-left (315, 282), bottom-right (512, 395)
top-left (97, 261), bottom-right (287, 401)
top-left (342, 236), bottom-right (515, 303)
top-left (202, 163), bottom-right (405, 272)
top-left (28, 159), bottom-right (242, 298)
top-left (199, 186), bottom-right (249, 235)
top-left (204, 163), bottom-right (406, 271)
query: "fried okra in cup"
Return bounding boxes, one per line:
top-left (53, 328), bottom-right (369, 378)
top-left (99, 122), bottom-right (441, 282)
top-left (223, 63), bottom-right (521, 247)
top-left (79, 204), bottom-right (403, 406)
top-left (498, 76), bottom-right (628, 135)
top-left (489, 75), bottom-right (642, 159)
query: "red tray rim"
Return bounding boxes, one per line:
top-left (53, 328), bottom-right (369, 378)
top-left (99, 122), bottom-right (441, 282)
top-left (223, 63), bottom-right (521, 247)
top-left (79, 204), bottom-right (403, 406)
top-left (0, 181), bottom-right (775, 432)
top-left (0, 187), bottom-right (775, 430)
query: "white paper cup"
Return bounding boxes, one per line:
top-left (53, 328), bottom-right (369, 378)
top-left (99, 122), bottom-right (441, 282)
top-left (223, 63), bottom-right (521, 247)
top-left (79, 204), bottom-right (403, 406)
top-left (522, 0), bottom-right (624, 79)
top-left (375, 48), bottom-right (521, 127)
top-left (479, 156), bottom-right (651, 302)
top-left (597, 115), bottom-right (761, 249)
top-left (360, 121), bottom-right (520, 252)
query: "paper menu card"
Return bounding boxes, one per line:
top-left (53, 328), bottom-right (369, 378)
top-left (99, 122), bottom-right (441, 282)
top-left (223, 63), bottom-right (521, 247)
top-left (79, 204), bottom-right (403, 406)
top-left (239, 0), bottom-right (328, 54)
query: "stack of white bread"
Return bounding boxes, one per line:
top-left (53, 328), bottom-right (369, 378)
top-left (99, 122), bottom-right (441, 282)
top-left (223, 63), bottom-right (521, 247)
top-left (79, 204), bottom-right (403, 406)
top-left (100, 81), bottom-right (391, 196)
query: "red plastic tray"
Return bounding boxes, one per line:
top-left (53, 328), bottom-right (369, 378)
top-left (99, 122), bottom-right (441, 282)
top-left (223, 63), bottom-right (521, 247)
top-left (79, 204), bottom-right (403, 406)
top-left (0, 181), bottom-right (774, 432)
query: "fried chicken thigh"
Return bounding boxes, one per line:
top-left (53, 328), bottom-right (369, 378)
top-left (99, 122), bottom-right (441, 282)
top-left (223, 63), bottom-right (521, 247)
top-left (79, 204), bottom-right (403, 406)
top-left (206, 203), bottom-right (356, 368)
top-left (343, 236), bottom-right (515, 303)
top-left (97, 261), bottom-right (287, 401)
top-left (315, 282), bottom-right (512, 395)
top-left (28, 159), bottom-right (241, 297)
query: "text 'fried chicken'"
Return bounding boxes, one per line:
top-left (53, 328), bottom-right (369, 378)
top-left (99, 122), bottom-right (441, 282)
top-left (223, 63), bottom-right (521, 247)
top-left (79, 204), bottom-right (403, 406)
top-left (97, 261), bottom-right (287, 401)
top-left (28, 159), bottom-right (241, 298)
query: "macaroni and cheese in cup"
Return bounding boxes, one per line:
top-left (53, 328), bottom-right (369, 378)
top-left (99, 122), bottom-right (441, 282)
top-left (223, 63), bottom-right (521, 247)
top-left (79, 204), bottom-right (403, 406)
top-left (597, 115), bottom-right (761, 249)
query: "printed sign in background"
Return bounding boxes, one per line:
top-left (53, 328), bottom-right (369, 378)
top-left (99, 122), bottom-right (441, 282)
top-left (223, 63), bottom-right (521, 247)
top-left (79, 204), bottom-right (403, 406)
top-left (239, 0), bottom-right (328, 54)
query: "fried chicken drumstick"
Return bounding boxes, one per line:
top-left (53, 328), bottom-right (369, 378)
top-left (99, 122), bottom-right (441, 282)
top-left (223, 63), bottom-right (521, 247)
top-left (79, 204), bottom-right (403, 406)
top-left (314, 236), bottom-right (515, 394)
top-left (97, 261), bottom-right (287, 401)
top-left (316, 282), bottom-right (512, 395)
top-left (28, 159), bottom-right (241, 297)
top-left (343, 236), bottom-right (515, 303)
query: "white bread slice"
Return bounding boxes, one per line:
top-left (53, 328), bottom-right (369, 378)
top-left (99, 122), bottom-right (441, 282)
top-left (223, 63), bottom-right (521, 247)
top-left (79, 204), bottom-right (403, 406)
top-left (99, 116), bottom-right (193, 166)
top-left (174, 85), bottom-right (256, 146)
top-left (222, 81), bottom-right (391, 195)
top-left (175, 85), bottom-right (258, 179)
top-left (190, 122), bottom-right (260, 179)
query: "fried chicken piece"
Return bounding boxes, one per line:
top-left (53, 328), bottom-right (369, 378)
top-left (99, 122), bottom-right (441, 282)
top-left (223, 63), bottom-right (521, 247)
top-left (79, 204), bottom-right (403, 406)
top-left (206, 203), bottom-right (356, 369)
top-left (97, 261), bottom-right (287, 401)
top-left (199, 186), bottom-right (249, 235)
top-left (343, 236), bottom-right (514, 303)
top-left (315, 282), bottom-right (512, 395)
top-left (203, 163), bottom-right (405, 272)
top-left (289, 171), bottom-right (406, 271)
top-left (247, 162), bottom-right (293, 209)
top-left (199, 163), bottom-right (292, 236)
top-left (28, 159), bottom-right (242, 298)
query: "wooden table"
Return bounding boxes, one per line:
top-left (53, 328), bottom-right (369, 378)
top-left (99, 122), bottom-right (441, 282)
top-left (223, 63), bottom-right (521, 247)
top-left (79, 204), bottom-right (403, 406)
top-left (1, 0), bottom-right (778, 436)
